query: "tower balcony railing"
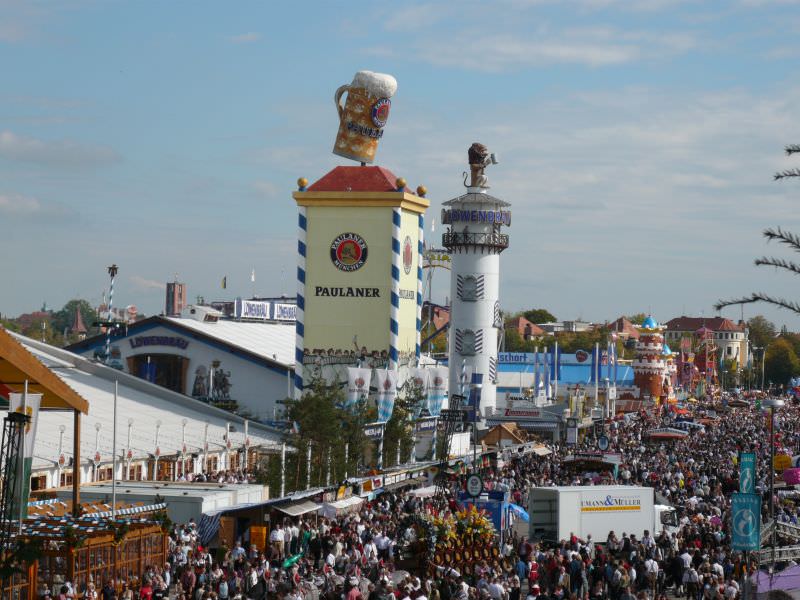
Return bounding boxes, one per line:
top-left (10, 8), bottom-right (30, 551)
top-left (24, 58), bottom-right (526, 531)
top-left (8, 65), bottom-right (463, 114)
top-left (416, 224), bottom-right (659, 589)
top-left (442, 231), bottom-right (509, 250)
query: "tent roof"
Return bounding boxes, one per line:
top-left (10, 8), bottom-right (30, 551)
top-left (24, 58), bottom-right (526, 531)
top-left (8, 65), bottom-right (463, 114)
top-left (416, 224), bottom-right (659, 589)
top-left (0, 325), bottom-right (88, 413)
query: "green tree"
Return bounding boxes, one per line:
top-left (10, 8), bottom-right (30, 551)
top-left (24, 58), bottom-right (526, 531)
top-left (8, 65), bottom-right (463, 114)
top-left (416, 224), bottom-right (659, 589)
top-left (716, 146), bottom-right (800, 316)
top-left (523, 308), bottom-right (557, 324)
top-left (52, 299), bottom-right (98, 345)
top-left (555, 327), bottom-right (610, 353)
top-left (748, 315), bottom-right (777, 350)
top-left (764, 338), bottom-right (800, 388)
top-left (625, 313), bottom-right (647, 325)
top-left (266, 378), bottom-right (369, 493)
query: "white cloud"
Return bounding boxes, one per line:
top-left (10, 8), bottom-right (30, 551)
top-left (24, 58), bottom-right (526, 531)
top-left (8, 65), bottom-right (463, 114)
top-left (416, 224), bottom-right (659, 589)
top-left (389, 27), bottom-right (697, 71)
top-left (0, 192), bottom-right (74, 219)
top-left (252, 180), bottom-right (278, 196)
top-left (229, 32), bottom-right (261, 43)
top-left (0, 130), bottom-right (120, 167)
top-left (129, 276), bottom-right (166, 292)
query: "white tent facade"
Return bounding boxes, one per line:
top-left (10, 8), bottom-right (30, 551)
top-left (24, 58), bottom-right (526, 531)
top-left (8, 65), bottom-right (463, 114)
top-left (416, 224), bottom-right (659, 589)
top-left (7, 334), bottom-right (282, 491)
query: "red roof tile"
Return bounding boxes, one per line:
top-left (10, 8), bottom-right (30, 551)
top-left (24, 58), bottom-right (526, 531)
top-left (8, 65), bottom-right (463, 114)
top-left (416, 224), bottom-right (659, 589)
top-left (664, 316), bottom-right (745, 332)
top-left (307, 166), bottom-right (408, 193)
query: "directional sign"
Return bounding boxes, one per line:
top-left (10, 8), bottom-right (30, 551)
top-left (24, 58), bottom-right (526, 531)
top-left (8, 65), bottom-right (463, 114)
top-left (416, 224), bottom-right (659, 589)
top-left (440, 409), bottom-right (467, 423)
top-left (731, 492), bottom-right (761, 551)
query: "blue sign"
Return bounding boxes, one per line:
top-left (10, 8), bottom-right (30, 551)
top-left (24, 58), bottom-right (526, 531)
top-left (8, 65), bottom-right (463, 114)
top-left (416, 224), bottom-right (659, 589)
top-left (465, 373), bottom-right (483, 423)
top-left (498, 352), bottom-right (534, 364)
top-left (459, 490), bottom-right (509, 533)
top-left (739, 452), bottom-right (756, 494)
top-left (731, 492), bottom-right (761, 551)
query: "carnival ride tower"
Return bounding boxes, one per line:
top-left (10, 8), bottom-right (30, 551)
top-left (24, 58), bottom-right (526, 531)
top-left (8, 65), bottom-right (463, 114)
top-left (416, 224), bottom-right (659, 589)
top-left (632, 315), bottom-right (667, 401)
top-left (442, 143), bottom-right (511, 416)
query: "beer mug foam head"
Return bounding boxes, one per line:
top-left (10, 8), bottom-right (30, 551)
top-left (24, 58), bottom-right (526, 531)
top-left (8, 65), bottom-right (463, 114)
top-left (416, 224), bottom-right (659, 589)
top-left (351, 70), bottom-right (397, 99)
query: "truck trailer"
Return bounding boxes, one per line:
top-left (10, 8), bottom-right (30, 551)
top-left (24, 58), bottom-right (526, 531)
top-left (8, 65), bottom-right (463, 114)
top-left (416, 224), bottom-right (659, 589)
top-left (528, 485), bottom-right (677, 544)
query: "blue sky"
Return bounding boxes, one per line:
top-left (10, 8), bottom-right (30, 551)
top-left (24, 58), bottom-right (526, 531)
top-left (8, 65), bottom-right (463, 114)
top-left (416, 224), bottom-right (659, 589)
top-left (2, 0), bottom-right (800, 330)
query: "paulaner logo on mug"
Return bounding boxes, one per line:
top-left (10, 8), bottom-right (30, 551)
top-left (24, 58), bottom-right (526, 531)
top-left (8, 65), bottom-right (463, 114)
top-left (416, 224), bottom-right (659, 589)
top-left (333, 70), bottom-right (397, 164)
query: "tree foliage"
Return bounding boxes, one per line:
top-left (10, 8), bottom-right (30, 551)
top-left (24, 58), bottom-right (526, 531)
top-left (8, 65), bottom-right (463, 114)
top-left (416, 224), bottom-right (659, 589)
top-left (254, 379), bottom-right (369, 494)
top-left (748, 315), bottom-right (777, 349)
top-left (522, 308), bottom-right (556, 324)
top-left (764, 338), bottom-right (800, 387)
top-left (625, 313), bottom-right (647, 325)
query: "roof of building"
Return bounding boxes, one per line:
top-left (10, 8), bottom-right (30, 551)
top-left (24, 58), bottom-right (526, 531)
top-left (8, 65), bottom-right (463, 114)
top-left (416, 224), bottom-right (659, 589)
top-left (67, 315), bottom-right (295, 370)
top-left (665, 316), bottom-right (745, 332)
top-left (307, 166), bottom-right (410, 193)
top-left (442, 191), bottom-right (511, 207)
top-left (609, 317), bottom-right (640, 339)
top-left (505, 316), bottom-right (546, 337)
top-left (3, 333), bottom-right (282, 470)
top-left (71, 306), bottom-right (87, 334)
top-left (484, 423), bottom-right (527, 445)
top-left (164, 316), bottom-right (294, 367)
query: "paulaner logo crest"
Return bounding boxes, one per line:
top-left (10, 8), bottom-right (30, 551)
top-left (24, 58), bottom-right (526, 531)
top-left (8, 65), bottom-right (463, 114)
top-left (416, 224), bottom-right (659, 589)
top-left (330, 233), bottom-right (368, 272)
top-left (371, 98), bottom-right (391, 128)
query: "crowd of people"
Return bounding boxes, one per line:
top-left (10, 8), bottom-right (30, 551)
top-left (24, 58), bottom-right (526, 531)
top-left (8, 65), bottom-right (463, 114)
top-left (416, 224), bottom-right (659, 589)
top-left (63, 395), bottom-right (800, 600)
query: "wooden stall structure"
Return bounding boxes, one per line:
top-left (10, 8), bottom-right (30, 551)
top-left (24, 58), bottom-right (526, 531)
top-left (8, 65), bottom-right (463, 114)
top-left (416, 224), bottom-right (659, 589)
top-left (2, 503), bottom-right (168, 599)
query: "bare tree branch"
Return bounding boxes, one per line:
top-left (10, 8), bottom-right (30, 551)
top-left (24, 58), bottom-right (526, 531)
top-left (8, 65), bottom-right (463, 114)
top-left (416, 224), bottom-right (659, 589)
top-left (786, 144), bottom-right (800, 156)
top-left (754, 256), bottom-right (800, 276)
top-left (714, 293), bottom-right (800, 315)
top-left (774, 168), bottom-right (800, 180)
top-left (763, 227), bottom-right (800, 254)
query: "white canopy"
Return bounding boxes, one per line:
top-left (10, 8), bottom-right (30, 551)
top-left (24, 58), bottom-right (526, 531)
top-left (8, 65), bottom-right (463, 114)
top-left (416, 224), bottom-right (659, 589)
top-left (320, 496), bottom-right (364, 519)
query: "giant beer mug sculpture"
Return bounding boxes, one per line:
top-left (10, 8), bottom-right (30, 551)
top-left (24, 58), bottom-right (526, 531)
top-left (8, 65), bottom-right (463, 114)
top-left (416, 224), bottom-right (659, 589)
top-left (332, 70), bottom-right (397, 164)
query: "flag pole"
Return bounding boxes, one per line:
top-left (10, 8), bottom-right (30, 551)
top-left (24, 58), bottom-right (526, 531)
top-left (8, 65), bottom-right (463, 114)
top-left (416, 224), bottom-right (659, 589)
top-left (19, 380), bottom-right (28, 532)
top-left (112, 380), bottom-right (118, 519)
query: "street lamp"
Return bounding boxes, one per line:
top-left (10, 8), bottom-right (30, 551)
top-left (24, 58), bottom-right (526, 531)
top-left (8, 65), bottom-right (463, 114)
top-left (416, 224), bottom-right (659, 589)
top-left (181, 418), bottom-right (188, 478)
top-left (126, 418), bottom-right (133, 480)
top-left (57, 424), bottom-right (66, 485)
top-left (154, 420), bottom-right (162, 480)
top-left (764, 396), bottom-right (784, 566)
top-left (94, 422), bottom-right (102, 481)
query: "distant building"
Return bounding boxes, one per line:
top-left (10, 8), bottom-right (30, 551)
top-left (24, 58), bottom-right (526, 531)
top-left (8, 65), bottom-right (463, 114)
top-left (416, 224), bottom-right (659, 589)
top-left (607, 316), bottom-right (640, 341)
top-left (422, 301), bottom-right (450, 331)
top-left (505, 316), bottom-right (546, 340)
top-left (537, 320), bottom-right (594, 334)
top-left (66, 307), bottom-right (294, 421)
top-left (165, 280), bottom-right (187, 317)
top-left (664, 316), bottom-right (749, 365)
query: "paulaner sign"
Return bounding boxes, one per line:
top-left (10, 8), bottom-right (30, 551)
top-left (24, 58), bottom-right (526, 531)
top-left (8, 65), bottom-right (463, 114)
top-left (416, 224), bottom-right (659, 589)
top-left (442, 209), bottom-right (511, 226)
top-left (129, 336), bottom-right (189, 350)
top-left (315, 286), bottom-right (380, 298)
top-left (580, 494), bottom-right (642, 512)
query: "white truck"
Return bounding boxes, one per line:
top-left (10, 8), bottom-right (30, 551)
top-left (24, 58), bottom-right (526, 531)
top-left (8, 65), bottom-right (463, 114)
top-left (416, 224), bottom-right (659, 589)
top-left (528, 485), bottom-right (678, 544)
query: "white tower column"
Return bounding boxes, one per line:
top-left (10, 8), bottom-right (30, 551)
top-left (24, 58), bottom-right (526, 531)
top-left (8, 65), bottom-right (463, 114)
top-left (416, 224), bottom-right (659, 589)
top-left (443, 143), bottom-right (511, 419)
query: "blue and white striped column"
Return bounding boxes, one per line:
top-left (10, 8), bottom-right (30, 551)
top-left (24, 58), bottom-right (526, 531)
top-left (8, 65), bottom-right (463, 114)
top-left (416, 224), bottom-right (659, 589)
top-left (390, 208), bottom-right (401, 371)
top-left (416, 214), bottom-right (424, 362)
top-left (294, 207), bottom-right (307, 398)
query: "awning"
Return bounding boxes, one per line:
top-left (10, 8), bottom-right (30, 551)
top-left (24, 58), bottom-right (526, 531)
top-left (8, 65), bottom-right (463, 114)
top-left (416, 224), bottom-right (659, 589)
top-left (320, 495), bottom-right (364, 519)
top-left (0, 326), bottom-right (89, 412)
top-left (385, 475), bottom-right (426, 492)
top-left (532, 446), bottom-right (552, 456)
top-left (276, 499), bottom-right (321, 517)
